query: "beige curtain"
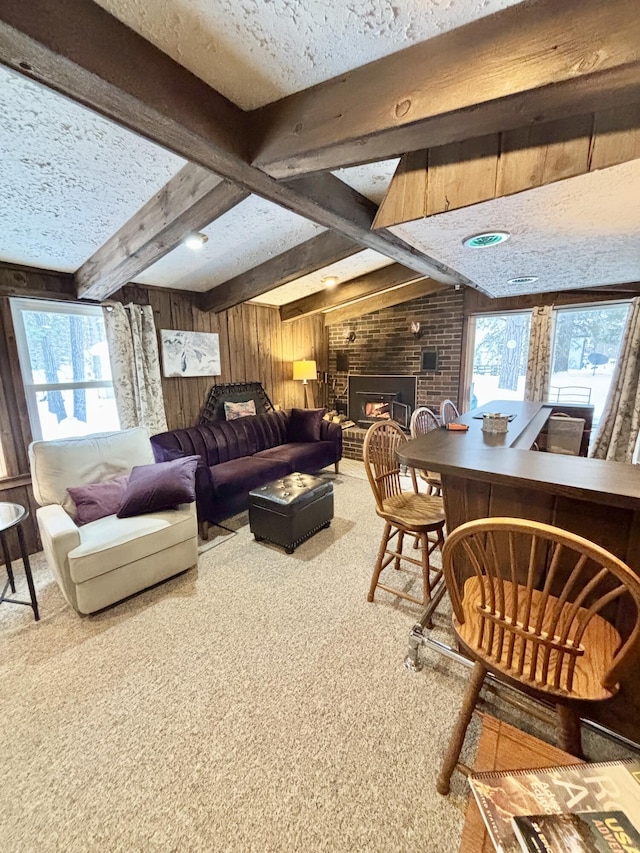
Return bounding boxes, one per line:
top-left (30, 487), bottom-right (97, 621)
top-left (103, 303), bottom-right (168, 434)
top-left (524, 305), bottom-right (553, 401)
top-left (591, 297), bottom-right (640, 463)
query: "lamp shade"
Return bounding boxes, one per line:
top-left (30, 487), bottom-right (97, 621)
top-left (293, 359), bottom-right (317, 382)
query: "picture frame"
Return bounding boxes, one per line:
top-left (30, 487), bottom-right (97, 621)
top-left (160, 330), bottom-right (221, 378)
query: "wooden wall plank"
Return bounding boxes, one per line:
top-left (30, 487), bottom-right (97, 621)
top-left (426, 136), bottom-right (500, 216)
top-left (372, 151), bottom-right (427, 230)
top-left (0, 265), bottom-right (76, 300)
top-left (377, 110), bottom-right (640, 229)
top-left (217, 309), bottom-right (232, 384)
top-left (590, 103), bottom-right (640, 169)
top-left (269, 307), bottom-right (285, 409)
top-left (226, 305), bottom-right (247, 383)
top-left (0, 298), bottom-right (32, 472)
top-left (241, 303), bottom-right (260, 382)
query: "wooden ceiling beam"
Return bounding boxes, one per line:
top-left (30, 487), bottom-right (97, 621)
top-left (0, 0), bottom-right (466, 289)
top-left (76, 164), bottom-right (249, 301)
top-left (323, 280), bottom-right (449, 326)
top-left (252, 0), bottom-right (640, 178)
top-left (280, 263), bottom-right (425, 322)
top-left (199, 230), bottom-right (361, 313)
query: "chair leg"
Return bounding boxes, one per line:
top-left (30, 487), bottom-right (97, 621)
top-left (556, 704), bottom-right (585, 758)
top-left (334, 461), bottom-right (340, 474)
top-left (437, 660), bottom-right (487, 795)
top-left (420, 531), bottom-right (431, 604)
top-left (395, 530), bottom-right (404, 569)
top-left (368, 522), bottom-right (392, 602)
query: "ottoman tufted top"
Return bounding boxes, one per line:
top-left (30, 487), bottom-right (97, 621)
top-left (249, 473), bottom-right (332, 512)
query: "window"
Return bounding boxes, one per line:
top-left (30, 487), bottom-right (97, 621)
top-left (10, 298), bottom-right (120, 441)
top-left (465, 312), bottom-right (532, 409)
top-left (550, 302), bottom-right (630, 428)
top-left (464, 302), bottom-right (631, 428)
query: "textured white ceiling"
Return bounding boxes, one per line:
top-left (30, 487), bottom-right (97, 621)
top-left (4, 0), bottom-right (630, 308)
top-left (0, 65), bottom-right (185, 272)
top-left (134, 195), bottom-right (324, 290)
top-left (389, 161), bottom-right (640, 298)
top-left (332, 160), bottom-right (400, 206)
top-left (251, 250), bottom-right (393, 306)
top-left (95, 0), bottom-right (526, 110)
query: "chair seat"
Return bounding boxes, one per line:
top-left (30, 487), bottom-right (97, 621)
top-left (455, 577), bottom-right (622, 702)
top-left (418, 470), bottom-right (442, 488)
top-left (69, 506), bottom-right (195, 583)
top-left (378, 492), bottom-right (445, 530)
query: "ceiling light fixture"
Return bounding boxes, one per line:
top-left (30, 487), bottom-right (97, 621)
top-left (463, 231), bottom-right (510, 248)
top-left (507, 276), bottom-right (539, 285)
top-left (184, 232), bottom-right (208, 250)
top-left (321, 275), bottom-right (339, 288)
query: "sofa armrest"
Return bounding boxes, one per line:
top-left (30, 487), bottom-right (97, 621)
top-left (320, 419), bottom-right (343, 457)
top-left (36, 504), bottom-right (82, 610)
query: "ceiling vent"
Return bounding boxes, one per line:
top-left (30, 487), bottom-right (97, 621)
top-left (507, 276), bottom-right (539, 285)
top-left (463, 231), bottom-right (510, 248)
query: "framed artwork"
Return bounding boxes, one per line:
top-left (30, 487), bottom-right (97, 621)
top-left (160, 330), bottom-right (221, 377)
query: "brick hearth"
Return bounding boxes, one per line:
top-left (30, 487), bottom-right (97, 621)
top-left (341, 426), bottom-right (368, 461)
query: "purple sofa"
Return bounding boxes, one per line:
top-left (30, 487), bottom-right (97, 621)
top-left (150, 409), bottom-right (342, 528)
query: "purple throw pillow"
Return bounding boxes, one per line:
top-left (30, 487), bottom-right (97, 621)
top-left (117, 456), bottom-right (199, 518)
top-left (288, 408), bottom-right (325, 442)
top-left (152, 443), bottom-right (189, 463)
top-left (67, 475), bottom-right (130, 526)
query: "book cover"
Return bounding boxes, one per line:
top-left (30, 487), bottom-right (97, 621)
top-left (512, 811), bottom-right (640, 853)
top-left (468, 759), bottom-right (640, 853)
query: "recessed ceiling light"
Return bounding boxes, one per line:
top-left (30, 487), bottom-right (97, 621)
top-left (507, 276), bottom-right (539, 285)
top-left (463, 231), bottom-right (510, 248)
top-left (321, 276), bottom-right (339, 288)
top-left (184, 232), bottom-right (208, 250)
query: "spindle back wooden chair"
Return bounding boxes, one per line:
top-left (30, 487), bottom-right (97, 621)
top-left (363, 420), bottom-right (446, 616)
top-left (437, 517), bottom-right (640, 794)
top-left (409, 406), bottom-right (442, 496)
top-left (440, 399), bottom-right (459, 425)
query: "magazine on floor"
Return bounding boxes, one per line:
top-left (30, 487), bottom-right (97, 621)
top-left (511, 810), bottom-right (640, 852)
top-left (468, 759), bottom-right (640, 853)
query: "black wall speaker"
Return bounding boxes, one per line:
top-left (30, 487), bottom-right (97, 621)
top-left (336, 350), bottom-right (349, 372)
top-left (421, 349), bottom-right (438, 371)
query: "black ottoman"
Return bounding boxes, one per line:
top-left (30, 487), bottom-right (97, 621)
top-left (249, 473), bottom-right (334, 553)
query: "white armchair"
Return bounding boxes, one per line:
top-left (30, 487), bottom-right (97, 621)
top-left (29, 427), bottom-right (198, 614)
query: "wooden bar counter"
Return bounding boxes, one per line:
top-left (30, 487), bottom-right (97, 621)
top-left (397, 400), bottom-right (640, 745)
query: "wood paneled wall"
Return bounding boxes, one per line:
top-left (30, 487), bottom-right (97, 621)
top-left (0, 266), bottom-right (327, 556)
top-left (115, 284), bottom-right (327, 429)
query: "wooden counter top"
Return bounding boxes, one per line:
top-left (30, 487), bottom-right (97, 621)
top-left (398, 400), bottom-right (640, 512)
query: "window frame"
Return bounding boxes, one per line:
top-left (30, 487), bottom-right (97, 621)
top-left (463, 298), bottom-right (632, 414)
top-left (463, 308), bottom-right (533, 411)
top-left (10, 297), bottom-right (116, 442)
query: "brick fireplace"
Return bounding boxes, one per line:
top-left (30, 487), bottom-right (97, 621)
top-left (326, 288), bottom-right (464, 459)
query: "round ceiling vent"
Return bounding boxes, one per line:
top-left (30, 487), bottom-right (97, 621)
top-left (463, 231), bottom-right (510, 248)
top-left (507, 276), bottom-right (539, 285)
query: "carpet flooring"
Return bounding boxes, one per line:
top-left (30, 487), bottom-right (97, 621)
top-left (0, 468), bottom-right (633, 852)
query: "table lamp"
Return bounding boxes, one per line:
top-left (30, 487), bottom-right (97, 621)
top-left (293, 359), bottom-right (317, 407)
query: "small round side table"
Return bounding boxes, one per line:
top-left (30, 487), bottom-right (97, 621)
top-left (0, 502), bottom-right (39, 621)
